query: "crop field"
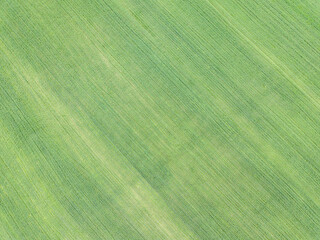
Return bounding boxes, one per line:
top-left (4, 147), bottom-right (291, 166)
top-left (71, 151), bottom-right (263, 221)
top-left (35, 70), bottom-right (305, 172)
top-left (0, 0), bottom-right (320, 239)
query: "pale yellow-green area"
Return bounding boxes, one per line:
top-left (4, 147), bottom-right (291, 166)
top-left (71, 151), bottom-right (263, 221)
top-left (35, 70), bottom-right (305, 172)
top-left (1, 0), bottom-right (319, 239)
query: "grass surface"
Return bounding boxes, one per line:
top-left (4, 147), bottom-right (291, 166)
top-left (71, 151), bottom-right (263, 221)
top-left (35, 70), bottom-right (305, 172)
top-left (1, 0), bottom-right (320, 239)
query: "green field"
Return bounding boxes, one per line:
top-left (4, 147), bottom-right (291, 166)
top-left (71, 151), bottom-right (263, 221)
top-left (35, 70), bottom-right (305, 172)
top-left (1, 0), bottom-right (320, 239)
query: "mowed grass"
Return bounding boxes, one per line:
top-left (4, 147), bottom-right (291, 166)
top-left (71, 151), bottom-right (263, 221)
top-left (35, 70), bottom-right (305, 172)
top-left (0, 0), bottom-right (320, 239)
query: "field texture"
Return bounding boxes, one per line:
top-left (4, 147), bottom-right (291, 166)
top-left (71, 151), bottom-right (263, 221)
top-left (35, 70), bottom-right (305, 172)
top-left (1, 0), bottom-right (320, 239)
